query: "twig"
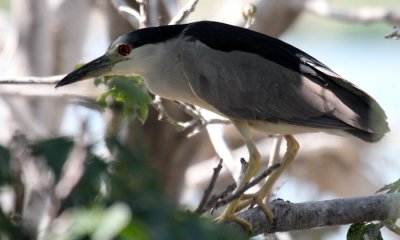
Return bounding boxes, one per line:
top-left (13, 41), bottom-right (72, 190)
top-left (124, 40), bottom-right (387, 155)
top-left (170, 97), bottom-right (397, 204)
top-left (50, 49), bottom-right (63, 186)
top-left (237, 158), bottom-right (249, 186)
top-left (169, 0), bottom-right (199, 25)
top-left (385, 25), bottom-right (400, 40)
top-left (152, 98), bottom-right (230, 136)
top-left (242, 3), bottom-right (256, 28)
top-left (205, 183), bottom-right (237, 214)
top-left (173, 101), bottom-right (230, 137)
top-left (210, 163), bottom-right (281, 211)
top-left (136, 0), bottom-right (149, 28)
top-left (151, 97), bottom-right (192, 131)
top-left (303, 0), bottom-right (400, 25)
top-left (111, 0), bottom-right (141, 28)
top-left (195, 159), bottom-right (223, 214)
top-left (0, 75), bottom-right (64, 85)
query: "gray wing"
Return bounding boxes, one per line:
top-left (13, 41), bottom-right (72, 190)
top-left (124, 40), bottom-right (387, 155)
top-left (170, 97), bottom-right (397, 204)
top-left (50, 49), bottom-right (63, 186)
top-left (179, 40), bottom-right (388, 140)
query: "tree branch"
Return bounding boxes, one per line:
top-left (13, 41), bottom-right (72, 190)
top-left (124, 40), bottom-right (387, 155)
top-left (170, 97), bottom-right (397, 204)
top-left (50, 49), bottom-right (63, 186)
top-left (225, 193), bottom-right (400, 236)
top-left (136, 0), bottom-right (149, 28)
top-left (195, 159), bottom-right (223, 214)
top-left (169, 0), bottom-right (199, 25)
top-left (303, 0), bottom-right (400, 25)
top-left (111, 0), bottom-right (141, 28)
top-left (385, 25), bottom-right (400, 40)
top-left (0, 75), bottom-right (63, 85)
top-left (211, 164), bottom-right (281, 211)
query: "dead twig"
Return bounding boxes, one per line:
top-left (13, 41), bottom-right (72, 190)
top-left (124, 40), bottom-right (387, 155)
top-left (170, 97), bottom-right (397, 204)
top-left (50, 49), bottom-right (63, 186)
top-left (237, 158), bottom-right (249, 186)
top-left (195, 159), bottom-right (223, 214)
top-left (151, 98), bottom-right (230, 136)
top-left (111, 0), bottom-right (141, 28)
top-left (169, 0), bottom-right (199, 25)
top-left (210, 163), bottom-right (281, 212)
top-left (205, 183), bottom-right (237, 215)
top-left (136, 0), bottom-right (149, 28)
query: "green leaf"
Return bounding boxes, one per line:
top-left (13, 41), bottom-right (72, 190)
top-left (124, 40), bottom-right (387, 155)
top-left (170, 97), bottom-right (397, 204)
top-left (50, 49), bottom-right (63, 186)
top-left (363, 224), bottom-right (383, 240)
top-left (138, 103), bottom-right (149, 123)
top-left (96, 91), bottom-right (111, 110)
top-left (95, 75), bottom-right (152, 122)
top-left (108, 76), bottom-right (152, 105)
top-left (65, 155), bottom-right (108, 207)
top-left (74, 63), bottom-right (87, 70)
top-left (347, 223), bottom-right (383, 240)
top-left (347, 223), bottom-right (365, 240)
top-left (94, 77), bottom-right (104, 87)
top-left (377, 178), bottom-right (400, 193)
top-left (92, 203), bottom-right (132, 240)
top-left (0, 145), bottom-right (11, 185)
top-left (30, 137), bottom-right (74, 181)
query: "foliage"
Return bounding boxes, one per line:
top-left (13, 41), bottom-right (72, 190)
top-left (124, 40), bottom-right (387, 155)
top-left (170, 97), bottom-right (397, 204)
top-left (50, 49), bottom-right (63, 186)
top-left (0, 136), bottom-right (246, 240)
top-left (346, 178), bottom-right (400, 239)
top-left (377, 178), bottom-right (400, 194)
top-left (95, 76), bottom-right (152, 123)
top-left (0, 145), bottom-right (11, 185)
top-left (347, 223), bottom-right (383, 240)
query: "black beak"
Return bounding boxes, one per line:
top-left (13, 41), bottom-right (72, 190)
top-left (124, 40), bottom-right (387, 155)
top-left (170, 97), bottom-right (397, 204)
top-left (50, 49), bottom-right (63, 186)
top-left (55, 55), bottom-right (113, 88)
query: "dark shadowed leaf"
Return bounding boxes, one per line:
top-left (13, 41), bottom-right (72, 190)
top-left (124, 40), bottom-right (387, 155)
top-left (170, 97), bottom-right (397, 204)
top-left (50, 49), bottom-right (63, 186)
top-left (347, 223), bottom-right (383, 240)
top-left (0, 208), bottom-right (22, 238)
top-left (0, 145), bottom-right (11, 185)
top-left (31, 137), bottom-right (74, 181)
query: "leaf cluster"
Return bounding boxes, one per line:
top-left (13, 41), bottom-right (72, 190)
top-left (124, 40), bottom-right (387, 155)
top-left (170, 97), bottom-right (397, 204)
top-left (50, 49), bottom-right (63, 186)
top-left (0, 136), bottom-right (246, 240)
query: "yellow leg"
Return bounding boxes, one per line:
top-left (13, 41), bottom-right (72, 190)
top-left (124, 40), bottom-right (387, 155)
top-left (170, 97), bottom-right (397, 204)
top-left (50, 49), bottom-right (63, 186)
top-left (251, 135), bottom-right (299, 221)
top-left (216, 121), bottom-right (261, 231)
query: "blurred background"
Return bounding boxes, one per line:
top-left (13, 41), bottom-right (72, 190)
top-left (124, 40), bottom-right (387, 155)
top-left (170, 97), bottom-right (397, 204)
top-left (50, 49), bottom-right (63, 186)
top-left (0, 0), bottom-right (399, 239)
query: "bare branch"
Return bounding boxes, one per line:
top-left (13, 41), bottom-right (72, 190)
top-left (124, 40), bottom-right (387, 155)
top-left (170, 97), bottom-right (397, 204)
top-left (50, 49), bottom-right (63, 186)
top-left (111, 0), bottom-right (141, 28)
top-left (209, 164), bottom-right (281, 211)
top-left (136, 0), bottom-right (149, 28)
top-left (205, 183), bottom-right (237, 215)
top-left (169, 0), bottom-right (199, 25)
top-left (242, 3), bottom-right (256, 28)
top-left (303, 0), bottom-right (400, 25)
top-left (237, 158), bottom-right (249, 185)
top-left (226, 193), bottom-right (400, 236)
top-left (385, 25), bottom-right (400, 40)
top-left (151, 98), bottom-right (230, 136)
top-left (195, 159), bottom-right (223, 214)
top-left (0, 75), bottom-right (63, 85)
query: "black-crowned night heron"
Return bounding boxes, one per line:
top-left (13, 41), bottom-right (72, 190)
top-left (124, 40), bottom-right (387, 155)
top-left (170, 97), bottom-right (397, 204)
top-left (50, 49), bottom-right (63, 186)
top-left (56, 21), bottom-right (389, 229)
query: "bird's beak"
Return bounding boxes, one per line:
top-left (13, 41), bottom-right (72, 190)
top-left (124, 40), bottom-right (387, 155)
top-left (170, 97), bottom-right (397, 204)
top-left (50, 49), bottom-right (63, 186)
top-left (55, 55), bottom-right (113, 88)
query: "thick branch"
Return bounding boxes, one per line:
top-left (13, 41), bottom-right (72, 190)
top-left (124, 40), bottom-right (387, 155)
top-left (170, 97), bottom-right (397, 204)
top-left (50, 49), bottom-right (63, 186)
top-left (225, 193), bottom-right (400, 236)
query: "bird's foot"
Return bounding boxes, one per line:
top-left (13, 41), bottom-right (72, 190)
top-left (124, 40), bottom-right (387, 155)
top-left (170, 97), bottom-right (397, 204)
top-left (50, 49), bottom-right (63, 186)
top-left (216, 211), bottom-right (252, 233)
top-left (237, 194), bottom-right (275, 223)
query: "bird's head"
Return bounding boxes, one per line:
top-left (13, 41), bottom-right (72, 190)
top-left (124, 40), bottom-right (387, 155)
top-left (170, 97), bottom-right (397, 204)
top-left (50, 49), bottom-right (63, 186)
top-left (55, 25), bottom-right (185, 88)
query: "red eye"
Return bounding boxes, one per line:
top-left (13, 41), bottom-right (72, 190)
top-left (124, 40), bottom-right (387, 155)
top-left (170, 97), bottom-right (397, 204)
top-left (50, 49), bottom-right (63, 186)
top-left (118, 44), bottom-right (131, 56)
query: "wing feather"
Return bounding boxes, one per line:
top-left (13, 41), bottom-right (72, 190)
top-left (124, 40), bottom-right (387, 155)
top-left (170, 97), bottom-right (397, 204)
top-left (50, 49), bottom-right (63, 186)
top-left (179, 21), bottom-right (389, 141)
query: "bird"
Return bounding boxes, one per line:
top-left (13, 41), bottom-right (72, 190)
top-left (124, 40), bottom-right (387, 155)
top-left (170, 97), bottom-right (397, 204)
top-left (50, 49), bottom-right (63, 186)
top-left (56, 21), bottom-right (389, 230)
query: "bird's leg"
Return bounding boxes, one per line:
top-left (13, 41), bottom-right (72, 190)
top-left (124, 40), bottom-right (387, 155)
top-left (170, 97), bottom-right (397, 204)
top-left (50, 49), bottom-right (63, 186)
top-left (248, 135), bottom-right (299, 221)
top-left (216, 121), bottom-right (260, 231)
